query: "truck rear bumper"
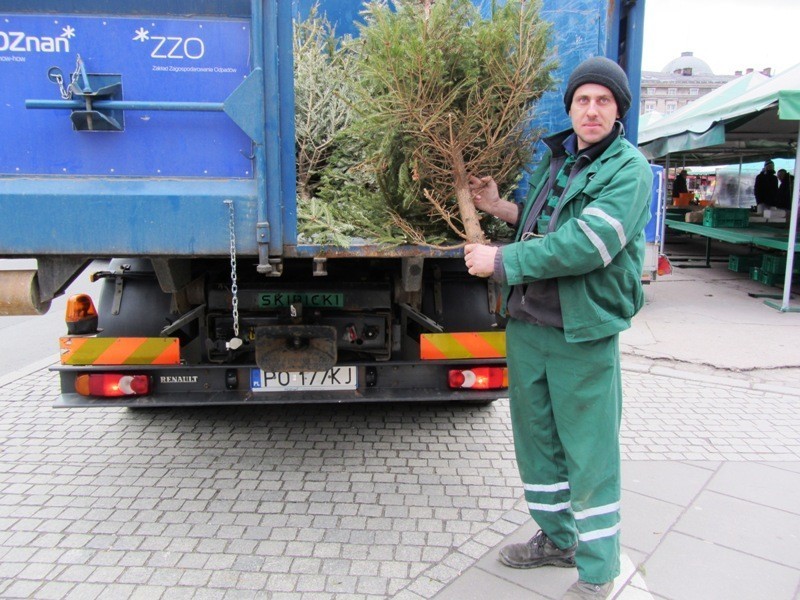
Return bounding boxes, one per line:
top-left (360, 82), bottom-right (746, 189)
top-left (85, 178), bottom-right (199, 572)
top-left (53, 361), bottom-right (506, 408)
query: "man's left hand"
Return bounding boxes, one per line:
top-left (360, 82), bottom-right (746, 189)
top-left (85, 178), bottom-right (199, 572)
top-left (464, 243), bottom-right (498, 278)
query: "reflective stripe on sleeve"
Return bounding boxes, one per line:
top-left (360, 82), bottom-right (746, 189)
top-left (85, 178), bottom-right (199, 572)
top-left (583, 206), bottom-right (627, 247)
top-left (577, 219), bottom-right (612, 266)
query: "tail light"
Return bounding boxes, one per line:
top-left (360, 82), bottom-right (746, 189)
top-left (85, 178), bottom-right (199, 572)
top-left (75, 374), bottom-right (151, 397)
top-left (448, 367), bottom-right (508, 390)
top-left (65, 294), bottom-right (99, 335)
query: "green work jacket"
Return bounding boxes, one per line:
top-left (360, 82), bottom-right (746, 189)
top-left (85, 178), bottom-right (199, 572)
top-left (500, 128), bottom-right (653, 342)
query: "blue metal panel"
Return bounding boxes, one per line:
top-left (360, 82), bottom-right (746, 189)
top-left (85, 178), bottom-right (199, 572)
top-left (278, 0), bottom-right (298, 246)
top-left (0, 179), bottom-right (258, 256)
top-left (0, 1), bottom-right (251, 17)
top-left (645, 164), bottom-right (664, 243)
top-left (619, 0), bottom-right (646, 144)
top-left (293, 0), bottom-right (364, 38)
top-left (0, 13), bottom-right (252, 177)
top-left (535, 0), bottom-right (610, 137)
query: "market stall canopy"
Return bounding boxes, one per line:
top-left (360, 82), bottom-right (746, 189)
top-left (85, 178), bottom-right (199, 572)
top-left (638, 63), bottom-right (800, 166)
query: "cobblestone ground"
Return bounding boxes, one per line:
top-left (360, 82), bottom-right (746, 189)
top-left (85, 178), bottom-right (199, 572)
top-left (0, 367), bottom-right (798, 599)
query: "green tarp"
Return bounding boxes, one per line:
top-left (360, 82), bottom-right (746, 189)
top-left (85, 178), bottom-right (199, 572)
top-left (779, 90), bottom-right (800, 120)
top-left (638, 63), bottom-right (800, 164)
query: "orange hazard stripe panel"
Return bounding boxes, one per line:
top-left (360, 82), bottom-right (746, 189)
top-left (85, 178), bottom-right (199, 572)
top-left (59, 337), bottom-right (180, 366)
top-left (420, 332), bottom-right (506, 360)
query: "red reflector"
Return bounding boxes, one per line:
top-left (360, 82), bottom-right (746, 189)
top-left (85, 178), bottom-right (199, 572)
top-left (448, 367), bottom-right (508, 390)
top-left (448, 371), bottom-right (466, 388)
top-left (75, 374), bottom-right (151, 397)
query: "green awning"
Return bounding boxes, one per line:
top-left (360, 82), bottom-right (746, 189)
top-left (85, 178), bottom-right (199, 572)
top-left (778, 90), bottom-right (800, 120)
top-left (638, 63), bottom-right (800, 163)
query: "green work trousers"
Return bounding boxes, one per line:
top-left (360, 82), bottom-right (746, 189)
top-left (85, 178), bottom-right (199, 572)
top-left (506, 319), bottom-right (622, 585)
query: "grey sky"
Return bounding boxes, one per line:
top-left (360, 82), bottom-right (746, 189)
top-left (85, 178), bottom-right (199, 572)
top-left (642, 0), bottom-right (799, 76)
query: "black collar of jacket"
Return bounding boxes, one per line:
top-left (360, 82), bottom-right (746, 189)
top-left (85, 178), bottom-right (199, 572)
top-left (542, 121), bottom-right (624, 164)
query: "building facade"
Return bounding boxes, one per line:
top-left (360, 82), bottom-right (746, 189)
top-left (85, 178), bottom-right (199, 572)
top-left (640, 51), bottom-right (771, 116)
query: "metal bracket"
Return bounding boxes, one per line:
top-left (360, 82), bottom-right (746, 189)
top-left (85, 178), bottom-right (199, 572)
top-left (161, 304), bottom-right (206, 337)
top-left (313, 257), bottom-right (328, 277)
top-left (398, 303), bottom-right (443, 333)
top-left (112, 274), bottom-right (125, 316)
top-left (401, 257), bottom-right (424, 293)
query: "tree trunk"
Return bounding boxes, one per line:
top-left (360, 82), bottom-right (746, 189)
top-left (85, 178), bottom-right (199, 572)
top-left (451, 147), bottom-right (487, 244)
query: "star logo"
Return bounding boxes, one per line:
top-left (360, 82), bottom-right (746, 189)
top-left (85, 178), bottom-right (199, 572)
top-left (133, 27), bottom-right (150, 42)
top-left (61, 25), bottom-right (76, 39)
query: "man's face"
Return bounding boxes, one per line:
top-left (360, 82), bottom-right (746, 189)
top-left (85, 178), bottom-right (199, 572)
top-left (569, 83), bottom-right (618, 150)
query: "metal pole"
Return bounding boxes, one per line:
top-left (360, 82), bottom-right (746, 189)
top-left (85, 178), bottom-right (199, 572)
top-left (777, 122), bottom-right (800, 311)
top-left (251, 0), bottom-right (272, 274)
top-left (737, 157), bottom-right (742, 206)
top-left (263, 0), bottom-right (283, 261)
top-left (26, 100), bottom-right (224, 111)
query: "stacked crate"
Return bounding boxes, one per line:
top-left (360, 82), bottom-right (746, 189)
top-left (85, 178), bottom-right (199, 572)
top-left (728, 253), bottom-right (762, 273)
top-left (750, 253), bottom-right (800, 286)
top-left (703, 207), bottom-right (750, 228)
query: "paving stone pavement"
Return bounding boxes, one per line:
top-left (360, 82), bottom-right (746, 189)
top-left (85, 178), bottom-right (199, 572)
top-left (0, 363), bottom-right (798, 599)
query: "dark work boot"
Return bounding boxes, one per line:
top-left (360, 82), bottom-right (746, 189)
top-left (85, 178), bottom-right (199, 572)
top-left (498, 529), bottom-right (576, 569)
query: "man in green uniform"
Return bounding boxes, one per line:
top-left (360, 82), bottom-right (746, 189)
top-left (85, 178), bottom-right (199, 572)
top-left (463, 56), bottom-right (653, 599)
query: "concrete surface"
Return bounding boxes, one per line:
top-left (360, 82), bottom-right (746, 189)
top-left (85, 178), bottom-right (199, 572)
top-left (0, 235), bottom-right (798, 599)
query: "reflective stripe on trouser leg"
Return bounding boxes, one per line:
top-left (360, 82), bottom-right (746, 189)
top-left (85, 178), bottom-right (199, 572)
top-left (506, 319), bottom-right (577, 551)
top-left (507, 320), bottom-right (622, 583)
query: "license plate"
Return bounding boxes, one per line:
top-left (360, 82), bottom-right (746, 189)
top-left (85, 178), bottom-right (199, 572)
top-left (250, 366), bottom-right (357, 392)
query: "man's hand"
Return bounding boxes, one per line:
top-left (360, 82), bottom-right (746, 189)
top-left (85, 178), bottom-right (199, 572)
top-left (468, 175), bottom-right (501, 213)
top-left (464, 243), bottom-right (498, 278)
top-left (468, 175), bottom-right (519, 225)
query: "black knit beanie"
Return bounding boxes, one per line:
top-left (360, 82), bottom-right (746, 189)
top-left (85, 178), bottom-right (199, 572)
top-left (563, 56), bottom-right (632, 119)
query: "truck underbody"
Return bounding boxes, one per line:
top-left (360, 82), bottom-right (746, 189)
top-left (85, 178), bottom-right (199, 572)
top-left (52, 255), bottom-right (507, 407)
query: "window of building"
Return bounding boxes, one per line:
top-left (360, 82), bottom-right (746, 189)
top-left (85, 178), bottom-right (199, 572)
top-left (689, 88), bottom-right (699, 95)
top-left (666, 100), bottom-right (678, 114)
top-left (644, 100), bottom-right (657, 113)
top-left (667, 88), bottom-right (677, 96)
top-left (647, 87), bottom-right (656, 95)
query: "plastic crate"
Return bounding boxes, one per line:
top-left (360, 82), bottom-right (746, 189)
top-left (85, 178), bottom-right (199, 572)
top-left (759, 271), bottom-right (778, 286)
top-left (702, 207), bottom-right (750, 228)
top-left (761, 254), bottom-right (800, 275)
top-left (728, 254), bottom-right (762, 273)
top-left (761, 254), bottom-right (786, 274)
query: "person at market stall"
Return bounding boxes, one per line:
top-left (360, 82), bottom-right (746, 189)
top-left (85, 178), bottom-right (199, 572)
top-left (754, 159), bottom-right (779, 208)
top-left (463, 56), bottom-right (652, 600)
top-left (776, 168), bottom-right (794, 211)
top-left (671, 169), bottom-right (688, 199)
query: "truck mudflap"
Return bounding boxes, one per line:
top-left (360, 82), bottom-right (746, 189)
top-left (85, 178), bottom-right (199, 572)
top-left (54, 361), bottom-right (507, 408)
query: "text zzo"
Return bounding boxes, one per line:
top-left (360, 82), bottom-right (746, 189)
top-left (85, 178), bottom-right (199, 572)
top-left (150, 36), bottom-right (205, 60)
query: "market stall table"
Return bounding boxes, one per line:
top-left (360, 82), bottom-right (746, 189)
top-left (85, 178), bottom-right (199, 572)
top-left (665, 219), bottom-right (800, 268)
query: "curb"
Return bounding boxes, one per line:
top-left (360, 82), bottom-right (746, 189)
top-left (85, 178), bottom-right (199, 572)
top-left (621, 357), bottom-right (800, 398)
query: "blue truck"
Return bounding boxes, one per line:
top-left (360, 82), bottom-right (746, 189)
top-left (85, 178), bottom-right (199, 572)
top-left (0, 0), bottom-right (652, 407)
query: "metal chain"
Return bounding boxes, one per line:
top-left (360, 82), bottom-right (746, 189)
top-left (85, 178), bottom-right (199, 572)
top-left (224, 199), bottom-right (240, 338)
top-left (52, 54), bottom-right (83, 100)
